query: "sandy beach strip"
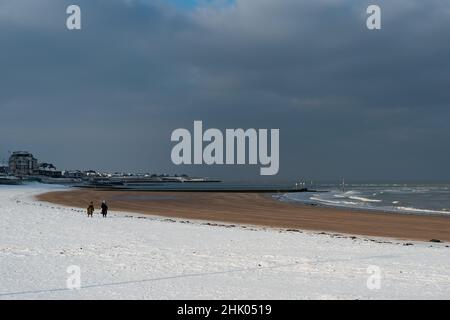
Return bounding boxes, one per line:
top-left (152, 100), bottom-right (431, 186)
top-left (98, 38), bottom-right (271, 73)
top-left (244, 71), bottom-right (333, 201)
top-left (37, 189), bottom-right (450, 242)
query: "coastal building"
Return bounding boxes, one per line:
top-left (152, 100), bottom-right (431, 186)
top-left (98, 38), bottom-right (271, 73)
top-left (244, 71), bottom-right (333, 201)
top-left (37, 163), bottom-right (62, 178)
top-left (8, 151), bottom-right (38, 176)
top-left (62, 170), bottom-right (84, 179)
top-left (0, 164), bottom-right (8, 175)
top-left (84, 170), bottom-right (101, 177)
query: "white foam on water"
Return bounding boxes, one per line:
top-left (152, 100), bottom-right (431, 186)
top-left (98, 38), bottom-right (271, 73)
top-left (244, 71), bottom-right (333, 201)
top-left (309, 197), bottom-right (341, 205)
top-left (396, 206), bottom-right (450, 215)
top-left (309, 196), bottom-right (360, 207)
top-left (348, 196), bottom-right (382, 203)
top-left (342, 201), bottom-right (359, 205)
top-left (333, 191), bottom-right (358, 198)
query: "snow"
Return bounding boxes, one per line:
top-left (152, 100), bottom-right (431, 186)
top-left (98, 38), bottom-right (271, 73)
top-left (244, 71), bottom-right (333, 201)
top-left (0, 184), bottom-right (449, 300)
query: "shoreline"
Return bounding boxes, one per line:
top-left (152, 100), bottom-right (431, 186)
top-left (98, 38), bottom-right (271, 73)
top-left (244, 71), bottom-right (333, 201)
top-left (36, 188), bottom-right (450, 242)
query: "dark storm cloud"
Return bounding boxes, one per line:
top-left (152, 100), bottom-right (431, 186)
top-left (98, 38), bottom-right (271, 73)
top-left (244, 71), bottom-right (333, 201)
top-left (1, 0), bottom-right (449, 181)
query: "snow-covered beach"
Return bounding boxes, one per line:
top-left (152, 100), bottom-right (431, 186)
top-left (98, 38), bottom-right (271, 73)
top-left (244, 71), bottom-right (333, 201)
top-left (1, 185), bottom-right (449, 300)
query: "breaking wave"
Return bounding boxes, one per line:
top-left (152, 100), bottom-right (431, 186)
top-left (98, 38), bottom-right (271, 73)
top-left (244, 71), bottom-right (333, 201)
top-left (348, 196), bottom-right (382, 203)
top-left (396, 207), bottom-right (449, 215)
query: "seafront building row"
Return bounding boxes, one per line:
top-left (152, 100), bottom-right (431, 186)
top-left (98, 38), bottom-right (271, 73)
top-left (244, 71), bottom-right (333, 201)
top-left (0, 151), bottom-right (212, 185)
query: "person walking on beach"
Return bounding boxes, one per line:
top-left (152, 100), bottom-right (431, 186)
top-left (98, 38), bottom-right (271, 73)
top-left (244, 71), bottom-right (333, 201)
top-left (87, 202), bottom-right (94, 218)
top-left (101, 200), bottom-right (108, 218)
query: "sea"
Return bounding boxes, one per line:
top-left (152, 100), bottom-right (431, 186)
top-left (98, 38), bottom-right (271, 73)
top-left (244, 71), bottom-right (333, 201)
top-left (279, 182), bottom-right (450, 216)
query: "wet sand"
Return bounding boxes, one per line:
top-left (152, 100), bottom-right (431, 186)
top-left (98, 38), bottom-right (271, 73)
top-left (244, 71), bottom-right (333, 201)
top-left (37, 189), bottom-right (450, 242)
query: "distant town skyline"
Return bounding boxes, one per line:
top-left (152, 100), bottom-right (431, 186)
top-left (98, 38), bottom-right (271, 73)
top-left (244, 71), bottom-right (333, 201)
top-left (1, 0), bottom-right (450, 182)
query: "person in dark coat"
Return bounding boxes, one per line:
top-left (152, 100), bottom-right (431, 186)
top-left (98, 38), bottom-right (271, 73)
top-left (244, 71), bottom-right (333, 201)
top-left (101, 200), bottom-right (108, 218)
top-left (87, 202), bottom-right (94, 218)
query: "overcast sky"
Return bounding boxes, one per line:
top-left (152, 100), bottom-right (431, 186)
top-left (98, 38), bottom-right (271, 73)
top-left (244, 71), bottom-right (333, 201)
top-left (1, 0), bottom-right (450, 182)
